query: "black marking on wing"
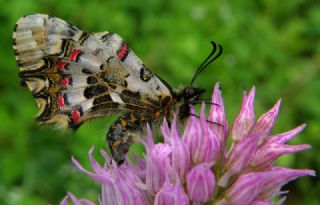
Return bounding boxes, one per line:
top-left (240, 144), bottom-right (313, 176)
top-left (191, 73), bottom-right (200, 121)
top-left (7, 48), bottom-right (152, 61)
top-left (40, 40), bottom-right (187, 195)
top-left (36, 102), bottom-right (53, 121)
top-left (63, 93), bottom-right (70, 105)
top-left (84, 85), bottom-right (108, 99)
top-left (58, 39), bottom-right (74, 57)
top-left (140, 66), bottom-right (153, 82)
top-left (108, 84), bottom-right (117, 89)
top-left (121, 90), bottom-right (141, 99)
top-left (74, 52), bottom-right (83, 62)
top-left (82, 68), bottom-right (93, 74)
top-left (124, 104), bottom-right (145, 110)
top-left (67, 25), bottom-right (79, 36)
top-left (122, 80), bottom-right (128, 87)
top-left (19, 58), bottom-right (54, 77)
top-left (87, 76), bottom-right (98, 84)
top-left (101, 32), bottom-right (114, 42)
top-left (93, 94), bottom-right (112, 105)
top-left (100, 72), bottom-right (127, 88)
top-left (101, 72), bottom-right (116, 84)
top-left (91, 102), bottom-right (120, 111)
top-left (78, 32), bottom-right (91, 45)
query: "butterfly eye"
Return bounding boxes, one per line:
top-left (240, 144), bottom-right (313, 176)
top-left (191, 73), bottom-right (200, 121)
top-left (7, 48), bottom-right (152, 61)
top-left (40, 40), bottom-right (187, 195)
top-left (188, 88), bottom-right (195, 96)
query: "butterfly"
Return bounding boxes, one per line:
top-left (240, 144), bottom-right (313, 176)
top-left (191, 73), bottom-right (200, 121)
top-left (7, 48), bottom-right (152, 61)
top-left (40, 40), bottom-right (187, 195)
top-left (13, 14), bottom-right (222, 164)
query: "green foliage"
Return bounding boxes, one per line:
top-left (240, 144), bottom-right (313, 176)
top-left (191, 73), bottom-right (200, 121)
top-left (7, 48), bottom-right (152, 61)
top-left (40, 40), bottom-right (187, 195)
top-left (0, 0), bottom-right (319, 204)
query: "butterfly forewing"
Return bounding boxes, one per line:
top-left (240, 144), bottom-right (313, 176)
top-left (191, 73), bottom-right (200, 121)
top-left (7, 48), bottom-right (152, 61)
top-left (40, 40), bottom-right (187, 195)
top-left (13, 14), bottom-right (172, 129)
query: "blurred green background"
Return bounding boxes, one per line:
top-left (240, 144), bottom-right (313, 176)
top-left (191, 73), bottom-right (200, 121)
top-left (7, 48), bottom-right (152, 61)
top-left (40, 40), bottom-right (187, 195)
top-left (0, 0), bottom-right (319, 204)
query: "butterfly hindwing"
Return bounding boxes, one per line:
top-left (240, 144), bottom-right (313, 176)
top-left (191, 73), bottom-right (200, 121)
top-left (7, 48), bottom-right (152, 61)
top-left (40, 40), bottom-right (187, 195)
top-left (14, 14), bottom-right (172, 129)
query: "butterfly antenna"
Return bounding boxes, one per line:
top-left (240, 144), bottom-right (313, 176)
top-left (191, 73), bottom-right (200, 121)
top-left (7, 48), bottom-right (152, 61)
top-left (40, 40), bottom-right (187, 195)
top-left (189, 113), bottom-right (224, 127)
top-left (190, 41), bottom-right (223, 86)
top-left (189, 100), bottom-right (220, 106)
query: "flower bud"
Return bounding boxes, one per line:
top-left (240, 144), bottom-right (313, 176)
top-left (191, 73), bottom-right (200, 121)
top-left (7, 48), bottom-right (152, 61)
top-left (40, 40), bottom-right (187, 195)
top-left (231, 87), bottom-right (255, 141)
top-left (184, 104), bottom-right (220, 165)
top-left (209, 83), bottom-right (229, 150)
top-left (145, 125), bottom-right (172, 194)
top-left (186, 163), bottom-right (215, 202)
top-left (168, 117), bottom-right (190, 181)
top-left (155, 176), bottom-right (188, 205)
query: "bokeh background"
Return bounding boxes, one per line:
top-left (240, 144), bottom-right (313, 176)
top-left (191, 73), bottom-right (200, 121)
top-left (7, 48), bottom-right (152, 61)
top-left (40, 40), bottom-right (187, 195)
top-left (0, 0), bottom-right (319, 204)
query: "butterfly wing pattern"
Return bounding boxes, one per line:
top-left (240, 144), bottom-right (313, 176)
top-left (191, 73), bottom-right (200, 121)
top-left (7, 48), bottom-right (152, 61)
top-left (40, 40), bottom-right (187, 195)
top-left (13, 14), bottom-right (174, 163)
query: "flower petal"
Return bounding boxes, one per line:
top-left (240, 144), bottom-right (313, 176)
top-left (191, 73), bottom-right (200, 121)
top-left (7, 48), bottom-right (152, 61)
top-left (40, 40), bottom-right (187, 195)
top-left (154, 173), bottom-right (189, 205)
top-left (145, 125), bottom-right (172, 194)
top-left (220, 172), bottom-right (269, 205)
top-left (161, 118), bottom-right (171, 144)
top-left (257, 167), bottom-right (315, 200)
top-left (183, 106), bottom-right (202, 158)
top-left (250, 99), bottom-right (281, 141)
top-left (265, 124), bottom-right (306, 144)
top-left (170, 116), bottom-right (190, 181)
top-left (60, 192), bottom-right (96, 205)
top-left (249, 201), bottom-right (273, 205)
top-left (251, 143), bottom-right (311, 170)
top-left (186, 163), bottom-right (215, 202)
top-left (231, 87), bottom-right (255, 141)
top-left (112, 162), bottom-right (148, 205)
top-left (209, 83), bottom-right (229, 150)
top-left (220, 134), bottom-right (260, 186)
top-left (192, 103), bottom-right (220, 164)
top-left (71, 156), bottom-right (113, 184)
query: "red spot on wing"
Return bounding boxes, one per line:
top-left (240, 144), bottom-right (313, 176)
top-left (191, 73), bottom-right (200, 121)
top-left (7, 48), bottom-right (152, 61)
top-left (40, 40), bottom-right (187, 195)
top-left (58, 62), bottom-right (68, 71)
top-left (72, 109), bottom-right (81, 123)
top-left (117, 43), bottom-right (128, 61)
top-left (58, 93), bottom-right (65, 108)
top-left (61, 78), bottom-right (69, 88)
top-left (69, 50), bottom-right (81, 61)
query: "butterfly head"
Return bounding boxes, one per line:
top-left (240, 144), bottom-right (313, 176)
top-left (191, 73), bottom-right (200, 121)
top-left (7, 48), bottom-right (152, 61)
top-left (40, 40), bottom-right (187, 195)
top-left (180, 87), bottom-right (205, 103)
top-left (173, 87), bottom-right (204, 120)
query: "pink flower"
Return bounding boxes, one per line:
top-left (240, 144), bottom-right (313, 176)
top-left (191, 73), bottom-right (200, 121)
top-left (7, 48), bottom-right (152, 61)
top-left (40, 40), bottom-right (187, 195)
top-left (61, 83), bottom-right (315, 205)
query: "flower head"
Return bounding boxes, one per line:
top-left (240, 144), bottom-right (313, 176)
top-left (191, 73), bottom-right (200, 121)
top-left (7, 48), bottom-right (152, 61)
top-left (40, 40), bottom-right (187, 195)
top-left (61, 83), bottom-right (314, 205)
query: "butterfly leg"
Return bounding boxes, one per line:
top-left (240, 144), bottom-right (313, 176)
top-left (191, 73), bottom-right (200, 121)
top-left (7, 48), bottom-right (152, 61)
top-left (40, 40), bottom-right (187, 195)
top-left (107, 113), bottom-right (142, 164)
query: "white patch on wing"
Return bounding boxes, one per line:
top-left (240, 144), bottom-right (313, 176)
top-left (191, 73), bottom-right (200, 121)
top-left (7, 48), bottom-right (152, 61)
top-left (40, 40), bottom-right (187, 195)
top-left (71, 75), bottom-right (89, 88)
top-left (64, 89), bottom-right (86, 105)
top-left (77, 53), bottom-right (102, 71)
top-left (124, 73), bottom-right (171, 100)
top-left (122, 51), bottom-right (143, 74)
top-left (81, 99), bottom-right (94, 112)
top-left (19, 15), bottom-right (44, 27)
top-left (110, 93), bottom-right (124, 104)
